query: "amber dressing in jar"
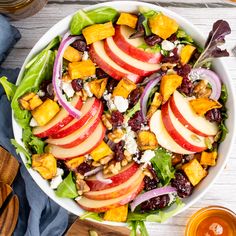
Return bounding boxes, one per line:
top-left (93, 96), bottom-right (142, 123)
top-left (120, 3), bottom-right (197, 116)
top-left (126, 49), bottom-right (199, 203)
top-left (185, 206), bottom-right (236, 236)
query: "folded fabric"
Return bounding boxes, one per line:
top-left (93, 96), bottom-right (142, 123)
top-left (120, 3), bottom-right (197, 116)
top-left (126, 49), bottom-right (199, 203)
top-left (0, 15), bottom-right (68, 236)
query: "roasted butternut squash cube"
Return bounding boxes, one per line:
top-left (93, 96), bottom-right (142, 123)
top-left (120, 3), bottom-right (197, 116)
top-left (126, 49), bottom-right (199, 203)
top-left (82, 21), bottom-right (115, 45)
top-left (88, 78), bottom-right (108, 99)
top-left (189, 98), bottom-right (222, 116)
top-left (137, 130), bottom-right (158, 151)
top-left (182, 159), bottom-right (207, 186)
top-left (103, 204), bottom-right (128, 222)
top-left (112, 78), bottom-right (137, 98)
top-left (180, 45), bottom-right (196, 65)
top-left (62, 73), bottom-right (72, 82)
top-left (21, 92), bottom-right (36, 101)
top-left (65, 156), bottom-right (85, 170)
top-left (200, 151), bottom-right (217, 166)
top-left (29, 95), bottom-right (43, 110)
top-left (63, 45), bottom-right (82, 62)
top-left (116, 12), bottom-right (138, 29)
top-left (19, 92), bottom-right (36, 110)
top-left (90, 141), bottom-right (113, 162)
top-left (68, 59), bottom-right (96, 80)
top-left (147, 92), bottom-right (162, 119)
top-left (149, 14), bottom-right (179, 39)
top-left (160, 74), bottom-right (183, 104)
top-left (32, 153), bottom-right (57, 180)
top-left (31, 99), bottom-right (60, 126)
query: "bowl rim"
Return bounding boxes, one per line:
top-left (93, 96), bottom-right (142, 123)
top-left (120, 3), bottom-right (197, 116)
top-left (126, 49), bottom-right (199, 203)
top-left (12, 0), bottom-right (236, 226)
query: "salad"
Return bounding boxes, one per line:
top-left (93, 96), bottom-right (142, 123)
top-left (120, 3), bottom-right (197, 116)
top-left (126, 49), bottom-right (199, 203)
top-left (0, 5), bottom-right (231, 235)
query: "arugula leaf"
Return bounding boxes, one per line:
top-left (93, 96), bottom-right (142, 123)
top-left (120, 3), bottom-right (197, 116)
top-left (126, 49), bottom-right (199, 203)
top-left (194, 20), bottom-right (231, 68)
top-left (56, 172), bottom-right (78, 198)
top-left (151, 148), bottom-right (175, 186)
top-left (126, 101), bottom-right (140, 118)
top-left (29, 136), bottom-right (45, 154)
top-left (80, 211), bottom-right (103, 222)
top-left (138, 43), bottom-right (161, 53)
top-left (0, 76), bottom-right (16, 100)
top-left (11, 139), bottom-right (32, 166)
top-left (176, 29), bottom-right (193, 44)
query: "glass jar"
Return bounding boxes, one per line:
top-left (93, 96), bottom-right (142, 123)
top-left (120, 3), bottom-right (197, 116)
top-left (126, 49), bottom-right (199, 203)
top-left (0, 0), bottom-right (48, 20)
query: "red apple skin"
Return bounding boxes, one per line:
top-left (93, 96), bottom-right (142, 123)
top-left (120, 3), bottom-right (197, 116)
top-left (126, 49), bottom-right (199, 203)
top-left (51, 104), bottom-right (103, 148)
top-left (33, 96), bottom-right (83, 138)
top-left (77, 181), bottom-right (144, 213)
top-left (48, 122), bottom-right (106, 160)
top-left (104, 39), bottom-right (157, 77)
top-left (161, 102), bottom-right (206, 152)
top-left (50, 98), bottom-right (101, 139)
top-left (84, 171), bottom-right (144, 200)
top-left (89, 43), bottom-right (141, 83)
top-left (169, 96), bottom-right (210, 137)
top-left (86, 162), bottom-right (140, 191)
top-left (114, 25), bottom-right (162, 64)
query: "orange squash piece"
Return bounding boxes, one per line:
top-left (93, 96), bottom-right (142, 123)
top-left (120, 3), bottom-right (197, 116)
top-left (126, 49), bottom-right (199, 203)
top-left (63, 46), bottom-right (82, 62)
top-left (180, 45), bottom-right (196, 65)
top-left (149, 14), bottom-right (179, 39)
top-left (103, 204), bottom-right (128, 222)
top-left (112, 78), bottom-right (137, 98)
top-left (116, 12), bottom-right (138, 29)
top-left (88, 78), bottom-right (108, 99)
top-left (65, 156), bottom-right (85, 170)
top-left (90, 141), bottom-right (113, 162)
top-left (200, 151), bottom-right (217, 166)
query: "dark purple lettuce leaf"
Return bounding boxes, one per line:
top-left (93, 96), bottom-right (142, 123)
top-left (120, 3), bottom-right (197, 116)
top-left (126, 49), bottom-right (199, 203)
top-left (194, 20), bottom-right (231, 68)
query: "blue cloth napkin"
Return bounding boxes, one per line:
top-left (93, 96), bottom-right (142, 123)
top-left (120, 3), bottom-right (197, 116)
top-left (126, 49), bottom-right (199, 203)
top-left (0, 15), bottom-right (68, 236)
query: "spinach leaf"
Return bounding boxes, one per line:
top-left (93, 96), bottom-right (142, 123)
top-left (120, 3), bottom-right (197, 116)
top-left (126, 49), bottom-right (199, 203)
top-left (56, 172), bottom-right (78, 198)
top-left (80, 211), bottom-right (103, 222)
top-left (126, 101), bottom-right (140, 118)
top-left (194, 20), bottom-right (231, 68)
top-left (70, 7), bottom-right (118, 35)
top-left (11, 49), bottom-right (55, 128)
top-left (0, 76), bottom-right (16, 100)
top-left (151, 148), bottom-right (175, 186)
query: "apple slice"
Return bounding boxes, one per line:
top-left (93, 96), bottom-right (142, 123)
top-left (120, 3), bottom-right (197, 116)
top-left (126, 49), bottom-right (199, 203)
top-left (32, 95), bottom-right (82, 138)
top-left (104, 37), bottom-right (160, 76)
top-left (113, 25), bottom-right (162, 64)
top-left (86, 162), bottom-right (139, 191)
top-left (149, 110), bottom-right (194, 154)
top-left (46, 102), bottom-right (103, 148)
top-left (48, 122), bottom-right (106, 159)
top-left (77, 180), bottom-right (144, 212)
top-left (161, 102), bottom-right (209, 152)
top-left (169, 91), bottom-right (218, 136)
top-left (84, 168), bottom-right (144, 200)
top-left (50, 98), bottom-right (101, 139)
top-left (89, 40), bottom-right (141, 83)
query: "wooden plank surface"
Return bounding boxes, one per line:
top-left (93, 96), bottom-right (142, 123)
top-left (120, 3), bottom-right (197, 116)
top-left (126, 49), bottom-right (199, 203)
top-left (2, 1), bottom-right (236, 235)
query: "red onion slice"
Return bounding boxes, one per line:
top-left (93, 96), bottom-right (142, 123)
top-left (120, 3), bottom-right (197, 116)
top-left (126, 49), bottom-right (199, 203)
top-left (140, 75), bottom-right (161, 120)
top-left (95, 171), bottom-right (112, 184)
top-left (130, 186), bottom-right (176, 212)
top-left (84, 166), bottom-right (103, 177)
top-left (52, 34), bottom-right (82, 118)
top-left (188, 68), bottom-right (222, 100)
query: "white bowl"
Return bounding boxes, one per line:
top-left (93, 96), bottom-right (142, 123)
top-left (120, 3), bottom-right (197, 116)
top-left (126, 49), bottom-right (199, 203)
top-left (13, 1), bottom-right (236, 226)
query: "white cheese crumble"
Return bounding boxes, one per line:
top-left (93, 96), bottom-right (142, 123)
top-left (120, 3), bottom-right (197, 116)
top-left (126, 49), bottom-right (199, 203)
top-left (103, 93), bottom-right (116, 111)
top-left (140, 124), bottom-right (149, 131)
top-left (161, 40), bottom-right (175, 51)
top-left (83, 82), bottom-right (93, 97)
top-left (82, 51), bottom-right (89, 61)
top-left (113, 96), bottom-right (129, 113)
top-left (123, 130), bottom-right (138, 155)
top-left (177, 44), bottom-right (184, 55)
top-left (37, 90), bottom-right (45, 97)
top-left (62, 82), bottom-right (74, 98)
top-left (29, 118), bottom-right (38, 127)
top-left (50, 168), bottom-right (64, 190)
top-left (140, 150), bottom-right (155, 163)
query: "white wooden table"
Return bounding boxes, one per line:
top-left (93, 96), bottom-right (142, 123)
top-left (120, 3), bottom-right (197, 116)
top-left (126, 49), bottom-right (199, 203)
top-left (3, 0), bottom-right (236, 235)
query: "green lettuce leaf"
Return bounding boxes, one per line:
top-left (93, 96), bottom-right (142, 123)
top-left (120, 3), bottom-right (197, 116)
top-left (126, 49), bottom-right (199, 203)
top-left (176, 29), bottom-right (193, 44)
top-left (138, 43), bottom-right (161, 53)
top-left (151, 148), bottom-right (175, 186)
top-left (126, 101), bottom-right (140, 118)
top-left (0, 76), bottom-right (16, 100)
top-left (80, 211), bottom-right (103, 222)
top-left (56, 172), bottom-right (78, 198)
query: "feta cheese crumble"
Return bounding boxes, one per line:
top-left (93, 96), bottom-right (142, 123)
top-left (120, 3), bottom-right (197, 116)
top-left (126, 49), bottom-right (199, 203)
top-left (103, 93), bottom-right (116, 111)
top-left (140, 150), bottom-right (155, 163)
top-left (50, 168), bottom-right (64, 190)
top-left (161, 40), bottom-right (175, 51)
top-left (83, 82), bottom-right (93, 97)
top-left (114, 96), bottom-right (129, 113)
top-left (62, 82), bottom-right (74, 98)
top-left (122, 128), bottom-right (138, 155)
top-left (82, 51), bottom-right (89, 61)
top-left (29, 118), bottom-right (38, 127)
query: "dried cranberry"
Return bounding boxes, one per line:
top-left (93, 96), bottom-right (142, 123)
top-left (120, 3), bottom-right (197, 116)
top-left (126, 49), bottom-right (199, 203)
top-left (39, 80), bottom-right (54, 101)
top-left (113, 140), bottom-right (125, 161)
top-left (167, 33), bottom-right (177, 42)
top-left (77, 162), bottom-right (91, 175)
top-left (144, 35), bottom-right (162, 46)
top-left (106, 78), bottom-right (118, 93)
top-left (128, 87), bottom-right (142, 108)
top-left (71, 39), bottom-right (87, 52)
top-left (144, 176), bottom-right (158, 191)
top-left (141, 195), bottom-right (170, 212)
top-left (171, 172), bottom-right (193, 198)
top-left (178, 77), bottom-right (194, 96)
top-left (162, 48), bottom-right (179, 63)
top-left (111, 110), bottom-right (124, 127)
top-left (57, 160), bottom-right (69, 177)
top-left (147, 165), bottom-right (160, 183)
top-left (129, 14), bottom-right (145, 39)
top-left (96, 68), bottom-right (109, 79)
top-left (128, 111), bottom-right (143, 131)
top-left (71, 79), bottom-right (83, 92)
top-left (177, 64), bottom-right (192, 78)
top-left (205, 108), bottom-right (222, 123)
